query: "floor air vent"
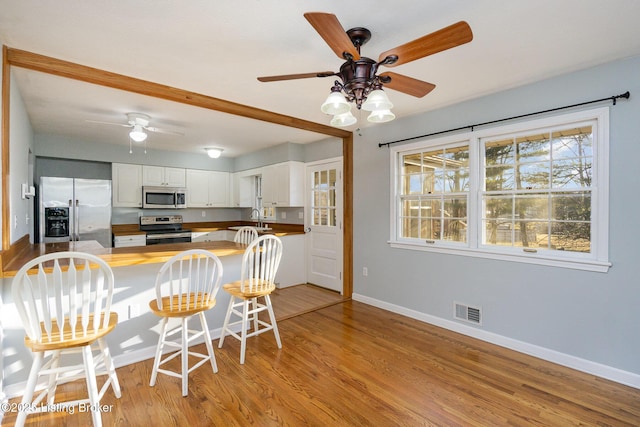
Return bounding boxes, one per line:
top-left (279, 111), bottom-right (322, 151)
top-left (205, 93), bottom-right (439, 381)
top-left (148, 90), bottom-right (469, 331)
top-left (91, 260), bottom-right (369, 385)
top-left (454, 302), bottom-right (482, 325)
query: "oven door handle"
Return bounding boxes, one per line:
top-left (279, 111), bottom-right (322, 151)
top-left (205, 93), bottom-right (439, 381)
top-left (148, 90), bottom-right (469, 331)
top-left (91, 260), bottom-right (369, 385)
top-left (146, 232), bottom-right (191, 240)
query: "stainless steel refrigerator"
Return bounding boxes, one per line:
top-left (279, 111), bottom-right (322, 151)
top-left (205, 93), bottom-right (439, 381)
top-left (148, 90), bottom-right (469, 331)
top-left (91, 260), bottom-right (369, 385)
top-left (39, 177), bottom-right (112, 247)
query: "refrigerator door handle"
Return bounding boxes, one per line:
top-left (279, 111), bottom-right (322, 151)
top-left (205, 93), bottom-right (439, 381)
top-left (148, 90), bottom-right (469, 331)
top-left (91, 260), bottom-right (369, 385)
top-left (74, 199), bottom-right (80, 241)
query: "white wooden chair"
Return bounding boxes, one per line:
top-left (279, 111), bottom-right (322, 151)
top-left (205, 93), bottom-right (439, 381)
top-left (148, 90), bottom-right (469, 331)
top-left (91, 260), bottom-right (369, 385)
top-left (233, 226), bottom-right (259, 245)
top-left (218, 234), bottom-right (283, 364)
top-left (11, 251), bottom-right (121, 427)
top-left (149, 249), bottom-right (223, 396)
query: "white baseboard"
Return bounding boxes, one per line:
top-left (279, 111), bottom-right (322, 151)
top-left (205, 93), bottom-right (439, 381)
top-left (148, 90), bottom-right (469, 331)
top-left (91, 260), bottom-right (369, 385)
top-left (352, 293), bottom-right (640, 390)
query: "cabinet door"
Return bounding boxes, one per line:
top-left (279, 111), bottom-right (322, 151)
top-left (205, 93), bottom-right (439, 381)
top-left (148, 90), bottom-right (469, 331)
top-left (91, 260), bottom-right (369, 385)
top-left (261, 165), bottom-right (277, 206)
top-left (143, 166), bottom-right (186, 186)
top-left (164, 167), bottom-right (186, 187)
top-left (186, 169), bottom-right (210, 207)
top-left (207, 171), bottom-right (229, 207)
top-left (112, 163), bottom-right (143, 207)
top-left (142, 165), bottom-right (165, 186)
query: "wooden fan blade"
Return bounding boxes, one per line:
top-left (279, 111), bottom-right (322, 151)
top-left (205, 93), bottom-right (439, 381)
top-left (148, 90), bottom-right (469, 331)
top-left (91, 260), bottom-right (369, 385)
top-left (378, 21), bottom-right (472, 67)
top-left (379, 72), bottom-right (436, 98)
top-left (304, 12), bottom-right (360, 60)
top-left (258, 71), bottom-right (336, 82)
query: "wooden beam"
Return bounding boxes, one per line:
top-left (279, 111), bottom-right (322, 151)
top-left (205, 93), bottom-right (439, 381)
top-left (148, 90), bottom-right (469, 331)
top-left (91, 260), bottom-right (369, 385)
top-left (2, 46), bottom-right (11, 254)
top-left (5, 47), bottom-right (352, 139)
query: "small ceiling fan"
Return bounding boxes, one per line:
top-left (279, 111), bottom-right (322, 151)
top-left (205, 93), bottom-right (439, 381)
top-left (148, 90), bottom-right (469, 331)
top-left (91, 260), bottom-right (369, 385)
top-left (86, 113), bottom-right (184, 142)
top-left (258, 12), bottom-right (473, 125)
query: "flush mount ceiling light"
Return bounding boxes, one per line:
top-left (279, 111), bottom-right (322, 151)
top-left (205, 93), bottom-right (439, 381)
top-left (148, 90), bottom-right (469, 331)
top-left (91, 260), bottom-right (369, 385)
top-left (257, 13), bottom-right (472, 127)
top-left (129, 124), bottom-right (148, 142)
top-left (205, 148), bottom-right (224, 158)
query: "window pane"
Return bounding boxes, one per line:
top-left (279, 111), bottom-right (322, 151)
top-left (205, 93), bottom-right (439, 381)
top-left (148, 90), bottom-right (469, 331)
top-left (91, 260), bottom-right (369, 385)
top-left (515, 134), bottom-right (550, 162)
top-left (551, 192), bottom-right (591, 222)
top-left (403, 174), bottom-right (423, 195)
top-left (550, 221), bottom-right (591, 253)
top-left (514, 195), bottom-right (549, 220)
top-left (403, 199), bottom-right (421, 217)
top-left (421, 218), bottom-right (440, 240)
top-left (485, 138), bottom-right (514, 165)
top-left (516, 162), bottom-right (550, 189)
top-left (486, 165), bottom-right (514, 190)
top-left (402, 153), bottom-right (422, 175)
top-left (552, 159), bottom-right (592, 189)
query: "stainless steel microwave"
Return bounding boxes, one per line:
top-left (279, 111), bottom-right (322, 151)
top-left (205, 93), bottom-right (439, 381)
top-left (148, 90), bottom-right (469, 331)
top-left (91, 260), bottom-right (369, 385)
top-left (142, 186), bottom-right (187, 209)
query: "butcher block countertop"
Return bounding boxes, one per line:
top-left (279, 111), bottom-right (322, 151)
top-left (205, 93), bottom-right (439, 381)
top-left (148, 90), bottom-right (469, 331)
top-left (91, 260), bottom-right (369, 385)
top-left (1, 239), bottom-right (247, 278)
top-left (111, 221), bottom-right (304, 237)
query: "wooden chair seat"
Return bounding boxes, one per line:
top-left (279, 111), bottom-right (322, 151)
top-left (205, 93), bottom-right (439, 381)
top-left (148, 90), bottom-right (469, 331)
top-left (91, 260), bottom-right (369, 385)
top-left (223, 280), bottom-right (276, 299)
top-left (149, 293), bottom-right (216, 317)
top-left (26, 312), bottom-right (118, 352)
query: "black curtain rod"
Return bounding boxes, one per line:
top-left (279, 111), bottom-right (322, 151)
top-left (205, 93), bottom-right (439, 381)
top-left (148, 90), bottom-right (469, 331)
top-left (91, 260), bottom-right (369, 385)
top-left (378, 91), bottom-right (630, 148)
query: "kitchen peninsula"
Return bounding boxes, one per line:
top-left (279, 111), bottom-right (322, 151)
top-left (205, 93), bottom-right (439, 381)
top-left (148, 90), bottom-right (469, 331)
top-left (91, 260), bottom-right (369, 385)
top-left (1, 222), bottom-right (306, 395)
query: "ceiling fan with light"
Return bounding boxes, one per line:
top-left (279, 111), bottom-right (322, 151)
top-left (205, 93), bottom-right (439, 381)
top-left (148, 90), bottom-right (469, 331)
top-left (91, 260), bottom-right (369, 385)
top-left (258, 12), bottom-right (473, 126)
top-left (86, 112), bottom-right (184, 142)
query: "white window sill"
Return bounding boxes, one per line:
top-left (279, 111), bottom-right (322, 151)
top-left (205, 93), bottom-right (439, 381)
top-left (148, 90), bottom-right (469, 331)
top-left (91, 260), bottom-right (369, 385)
top-left (388, 240), bottom-right (611, 273)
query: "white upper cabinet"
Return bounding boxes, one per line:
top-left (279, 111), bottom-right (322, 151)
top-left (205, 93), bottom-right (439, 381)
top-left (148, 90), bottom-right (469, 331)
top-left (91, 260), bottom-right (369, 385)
top-left (186, 169), bottom-right (229, 207)
top-left (112, 163), bottom-right (143, 207)
top-left (262, 161), bottom-right (305, 207)
top-left (142, 165), bottom-right (186, 187)
top-left (232, 168), bottom-right (259, 207)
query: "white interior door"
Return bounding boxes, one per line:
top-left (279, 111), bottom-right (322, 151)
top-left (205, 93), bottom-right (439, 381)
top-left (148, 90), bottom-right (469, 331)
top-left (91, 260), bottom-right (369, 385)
top-left (306, 159), bottom-right (343, 293)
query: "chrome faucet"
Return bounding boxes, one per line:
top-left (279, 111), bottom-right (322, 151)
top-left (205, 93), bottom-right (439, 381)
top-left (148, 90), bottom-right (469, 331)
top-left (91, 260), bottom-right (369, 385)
top-left (250, 208), bottom-right (263, 228)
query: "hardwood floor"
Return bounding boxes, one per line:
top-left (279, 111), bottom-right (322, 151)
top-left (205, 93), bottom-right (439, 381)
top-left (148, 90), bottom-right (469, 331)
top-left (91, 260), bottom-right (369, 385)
top-left (4, 293), bottom-right (640, 426)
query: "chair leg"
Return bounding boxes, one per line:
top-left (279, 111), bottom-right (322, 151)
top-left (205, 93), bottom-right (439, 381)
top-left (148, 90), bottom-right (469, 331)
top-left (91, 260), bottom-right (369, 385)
top-left (15, 352), bottom-right (44, 427)
top-left (150, 317), bottom-right (169, 387)
top-left (265, 294), bottom-right (282, 349)
top-left (218, 296), bottom-right (235, 348)
top-left (181, 317), bottom-right (189, 397)
top-left (46, 350), bottom-right (61, 405)
top-left (98, 338), bottom-right (122, 398)
top-left (199, 312), bottom-right (217, 373)
top-left (251, 297), bottom-right (259, 332)
top-left (81, 344), bottom-right (102, 427)
top-left (240, 299), bottom-right (250, 364)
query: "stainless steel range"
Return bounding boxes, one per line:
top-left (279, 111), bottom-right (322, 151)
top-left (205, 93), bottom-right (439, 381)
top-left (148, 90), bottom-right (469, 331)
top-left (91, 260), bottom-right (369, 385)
top-left (140, 215), bottom-right (192, 245)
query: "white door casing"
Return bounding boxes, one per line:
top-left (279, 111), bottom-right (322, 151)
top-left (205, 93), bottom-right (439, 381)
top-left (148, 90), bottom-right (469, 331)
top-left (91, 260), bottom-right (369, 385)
top-left (305, 158), bottom-right (343, 293)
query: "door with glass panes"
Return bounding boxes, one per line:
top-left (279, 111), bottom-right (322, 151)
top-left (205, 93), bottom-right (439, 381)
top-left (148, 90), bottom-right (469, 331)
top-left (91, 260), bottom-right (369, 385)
top-left (306, 159), bottom-right (343, 293)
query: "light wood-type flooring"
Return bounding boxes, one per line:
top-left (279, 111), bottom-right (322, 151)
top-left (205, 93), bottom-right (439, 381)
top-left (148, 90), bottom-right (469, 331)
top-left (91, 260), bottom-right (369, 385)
top-left (4, 285), bottom-right (640, 426)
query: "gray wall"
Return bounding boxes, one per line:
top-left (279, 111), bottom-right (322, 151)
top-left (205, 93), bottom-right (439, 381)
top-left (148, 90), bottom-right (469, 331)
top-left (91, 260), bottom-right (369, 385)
top-left (352, 54), bottom-right (640, 379)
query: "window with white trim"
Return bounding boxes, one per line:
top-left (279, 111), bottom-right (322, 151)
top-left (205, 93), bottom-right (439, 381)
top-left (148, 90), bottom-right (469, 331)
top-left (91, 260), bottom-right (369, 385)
top-left (390, 108), bottom-right (610, 272)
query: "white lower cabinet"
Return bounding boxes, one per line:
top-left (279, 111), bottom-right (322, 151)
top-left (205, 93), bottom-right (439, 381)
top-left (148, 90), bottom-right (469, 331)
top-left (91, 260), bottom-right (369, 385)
top-left (191, 230), bottom-right (231, 242)
top-left (275, 234), bottom-right (306, 288)
top-left (113, 234), bottom-right (146, 248)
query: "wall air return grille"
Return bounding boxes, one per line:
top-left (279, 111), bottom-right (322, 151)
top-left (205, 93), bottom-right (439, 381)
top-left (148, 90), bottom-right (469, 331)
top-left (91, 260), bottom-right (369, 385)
top-left (454, 302), bottom-right (482, 325)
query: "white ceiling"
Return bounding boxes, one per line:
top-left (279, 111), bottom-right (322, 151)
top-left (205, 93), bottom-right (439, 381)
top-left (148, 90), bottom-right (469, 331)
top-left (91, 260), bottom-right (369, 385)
top-left (1, 0), bottom-right (640, 158)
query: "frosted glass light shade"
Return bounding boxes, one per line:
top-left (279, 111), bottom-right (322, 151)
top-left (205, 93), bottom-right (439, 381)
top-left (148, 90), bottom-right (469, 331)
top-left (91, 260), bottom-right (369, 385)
top-left (321, 91), bottom-right (351, 115)
top-left (206, 148), bottom-right (223, 158)
top-left (129, 125), bottom-right (148, 142)
top-left (362, 89), bottom-right (393, 111)
top-left (367, 109), bottom-right (396, 123)
top-left (330, 111), bottom-right (357, 127)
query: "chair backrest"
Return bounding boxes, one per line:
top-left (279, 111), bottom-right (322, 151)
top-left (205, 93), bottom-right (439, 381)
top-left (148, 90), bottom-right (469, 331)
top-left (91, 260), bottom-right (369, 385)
top-left (154, 249), bottom-right (223, 311)
top-left (12, 251), bottom-right (115, 343)
top-left (234, 226), bottom-right (259, 245)
top-left (239, 234), bottom-right (283, 293)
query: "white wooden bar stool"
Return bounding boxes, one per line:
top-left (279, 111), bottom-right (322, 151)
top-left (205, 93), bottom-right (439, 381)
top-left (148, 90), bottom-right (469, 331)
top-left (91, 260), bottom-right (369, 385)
top-left (12, 251), bottom-right (122, 427)
top-left (233, 226), bottom-right (259, 244)
top-left (218, 234), bottom-right (283, 364)
top-left (149, 249), bottom-right (223, 396)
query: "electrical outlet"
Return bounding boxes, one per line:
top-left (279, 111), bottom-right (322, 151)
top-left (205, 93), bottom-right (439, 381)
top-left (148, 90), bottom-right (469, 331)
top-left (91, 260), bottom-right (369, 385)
top-left (281, 211), bottom-right (286, 219)
top-left (362, 267), bottom-right (368, 276)
top-left (298, 211), bottom-right (304, 219)
top-left (201, 210), bottom-right (206, 217)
